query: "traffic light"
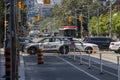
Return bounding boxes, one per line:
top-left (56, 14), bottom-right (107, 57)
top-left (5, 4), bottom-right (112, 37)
top-left (18, 1), bottom-right (24, 10)
top-left (18, 1), bottom-right (22, 9)
top-left (68, 16), bottom-right (72, 22)
top-left (33, 17), bottom-right (37, 23)
top-left (4, 20), bottom-right (8, 27)
top-left (21, 1), bottom-right (25, 10)
top-left (38, 14), bottom-right (41, 21)
top-left (78, 16), bottom-right (83, 21)
top-left (44, 0), bottom-right (51, 4)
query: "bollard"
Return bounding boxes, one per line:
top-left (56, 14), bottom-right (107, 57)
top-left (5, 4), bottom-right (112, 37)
top-left (79, 52), bottom-right (83, 65)
top-left (63, 46), bottom-right (66, 56)
top-left (100, 53), bottom-right (103, 74)
top-left (73, 47), bottom-right (76, 60)
top-left (68, 46), bottom-right (71, 58)
top-left (5, 48), bottom-right (11, 80)
top-left (88, 54), bottom-right (91, 69)
top-left (37, 49), bottom-right (44, 64)
top-left (117, 56), bottom-right (120, 80)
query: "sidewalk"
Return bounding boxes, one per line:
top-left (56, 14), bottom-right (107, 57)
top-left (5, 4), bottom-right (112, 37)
top-left (0, 48), bottom-right (25, 80)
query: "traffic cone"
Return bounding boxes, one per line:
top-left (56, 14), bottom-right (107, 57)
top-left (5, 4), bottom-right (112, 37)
top-left (37, 49), bottom-right (44, 64)
top-left (92, 48), bottom-right (95, 55)
top-left (5, 48), bottom-right (11, 80)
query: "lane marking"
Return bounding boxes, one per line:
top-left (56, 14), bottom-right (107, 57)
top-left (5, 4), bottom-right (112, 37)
top-left (56, 56), bottom-right (100, 80)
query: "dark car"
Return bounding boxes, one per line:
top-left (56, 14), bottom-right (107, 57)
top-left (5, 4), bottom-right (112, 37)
top-left (83, 36), bottom-right (115, 50)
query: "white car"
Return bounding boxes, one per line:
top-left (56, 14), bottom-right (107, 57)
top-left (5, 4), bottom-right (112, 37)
top-left (24, 37), bottom-right (71, 55)
top-left (109, 41), bottom-right (120, 53)
top-left (73, 38), bottom-right (99, 54)
top-left (66, 37), bottom-right (99, 54)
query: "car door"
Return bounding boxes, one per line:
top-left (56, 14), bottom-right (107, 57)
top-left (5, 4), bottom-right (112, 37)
top-left (40, 38), bottom-right (52, 50)
top-left (74, 40), bottom-right (84, 51)
top-left (49, 38), bottom-right (61, 50)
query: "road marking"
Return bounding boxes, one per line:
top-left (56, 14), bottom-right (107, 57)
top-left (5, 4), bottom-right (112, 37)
top-left (56, 56), bottom-right (100, 80)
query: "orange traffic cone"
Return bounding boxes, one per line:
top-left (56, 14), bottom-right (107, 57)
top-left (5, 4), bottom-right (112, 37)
top-left (92, 48), bottom-right (95, 55)
top-left (5, 48), bottom-right (11, 80)
top-left (37, 49), bottom-right (44, 64)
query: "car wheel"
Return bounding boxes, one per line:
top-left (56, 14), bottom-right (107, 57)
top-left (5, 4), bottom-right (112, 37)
top-left (114, 50), bottom-right (119, 53)
top-left (21, 46), bottom-right (24, 52)
top-left (27, 47), bottom-right (37, 55)
top-left (59, 46), bottom-right (69, 54)
top-left (85, 47), bottom-right (93, 54)
top-left (118, 48), bottom-right (120, 54)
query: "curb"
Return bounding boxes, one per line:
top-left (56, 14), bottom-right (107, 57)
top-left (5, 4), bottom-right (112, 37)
top-left (19, 51), bottom-right (25, 80)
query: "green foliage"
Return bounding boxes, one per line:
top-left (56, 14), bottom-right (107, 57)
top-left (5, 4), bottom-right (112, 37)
top-left (51, 0), bottom-right (101, 27)
top-left (90, 8), bottom-right (120, 36)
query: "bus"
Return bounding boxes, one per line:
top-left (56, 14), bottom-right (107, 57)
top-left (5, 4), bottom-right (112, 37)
top-left (59, 26), bottom-right (77, 37)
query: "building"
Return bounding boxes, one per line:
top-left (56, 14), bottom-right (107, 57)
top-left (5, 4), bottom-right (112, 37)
top-left (25, 0), bottom-right (62, 21)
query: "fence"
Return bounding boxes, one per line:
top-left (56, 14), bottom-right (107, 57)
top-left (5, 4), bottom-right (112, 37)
top-left (61, 47), bottom-right (120, 80)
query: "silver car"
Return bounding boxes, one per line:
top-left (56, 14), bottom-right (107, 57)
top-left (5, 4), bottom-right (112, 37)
top-left (65, 37), bottom-right (99, 54)
top-left (24, 37), bottom-right (71, 55)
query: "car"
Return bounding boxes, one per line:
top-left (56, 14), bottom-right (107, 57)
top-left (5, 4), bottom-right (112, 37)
top-left (62, 37), bottom-right (84, 51)
top-left (109, 41), bottom-right (120, 53)
top-left (83, 36), bottom-right (115, 50)
top-left (24, 37), bottom-right (71, 55)
top-left (65, 37), bottom-right (99, 54)
top-left (18, 37), bottom-right (35, 52)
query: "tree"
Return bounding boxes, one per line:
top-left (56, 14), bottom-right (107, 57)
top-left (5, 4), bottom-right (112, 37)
top-left (90, 8), bottom-right (120, 37)
top-left (51, 0), bottom-right (102, 37)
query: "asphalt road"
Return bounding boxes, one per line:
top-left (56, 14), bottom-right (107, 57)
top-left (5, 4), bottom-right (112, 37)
top-left (23, 52), bottom-right (118, 80)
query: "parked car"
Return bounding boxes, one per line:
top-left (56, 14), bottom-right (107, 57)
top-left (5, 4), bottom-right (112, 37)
top-left (24, 37), bottom-right (71, 55)
top-left (18, 37), bottom-right (35, 52)
top-left (65, 37), bottom-right (99, 54)
top-left (109, 41), bottom-right (120, 53)
top-left (83, 36), bottom-right (115, 50)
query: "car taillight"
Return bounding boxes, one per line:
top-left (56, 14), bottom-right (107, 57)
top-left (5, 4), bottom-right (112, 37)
top-left (111, 42), bottom-right (114, 45)
top-left (71, 41), bottom-right (75, 46)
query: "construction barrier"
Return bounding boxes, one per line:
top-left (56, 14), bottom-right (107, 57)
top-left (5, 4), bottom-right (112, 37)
top-left (5, 48), bottom-right (11, 80)
top-left (37, 49), bottom-right (44, 64)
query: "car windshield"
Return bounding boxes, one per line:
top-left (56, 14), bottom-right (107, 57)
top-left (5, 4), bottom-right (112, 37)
top-left (19, 38), bottom-right (34, 43)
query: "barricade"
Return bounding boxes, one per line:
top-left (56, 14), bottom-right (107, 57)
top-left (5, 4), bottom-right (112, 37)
top-left (37, 49), bottom-right (44, 64)
top-left (5, 48), bottom-right (11, 80)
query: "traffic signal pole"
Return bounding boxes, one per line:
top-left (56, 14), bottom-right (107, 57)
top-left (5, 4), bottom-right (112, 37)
top-left (9, 0), bottom-right (18, 80)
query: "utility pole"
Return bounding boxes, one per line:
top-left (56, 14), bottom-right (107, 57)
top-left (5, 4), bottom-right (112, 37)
top-left (80, 12), bottom-right (83, 38)
top-left (109, 1), bottom-right (112, 38)
top-left (97, 8), bottom-right (100, 36)
top-left (88, 9), bottom-right (90, 37)
top-left (10, 0), bottom-right (18, 80)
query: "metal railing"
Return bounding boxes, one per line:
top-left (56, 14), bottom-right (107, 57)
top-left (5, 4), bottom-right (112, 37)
top-left (62, 46), bottom-right (120, 80)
